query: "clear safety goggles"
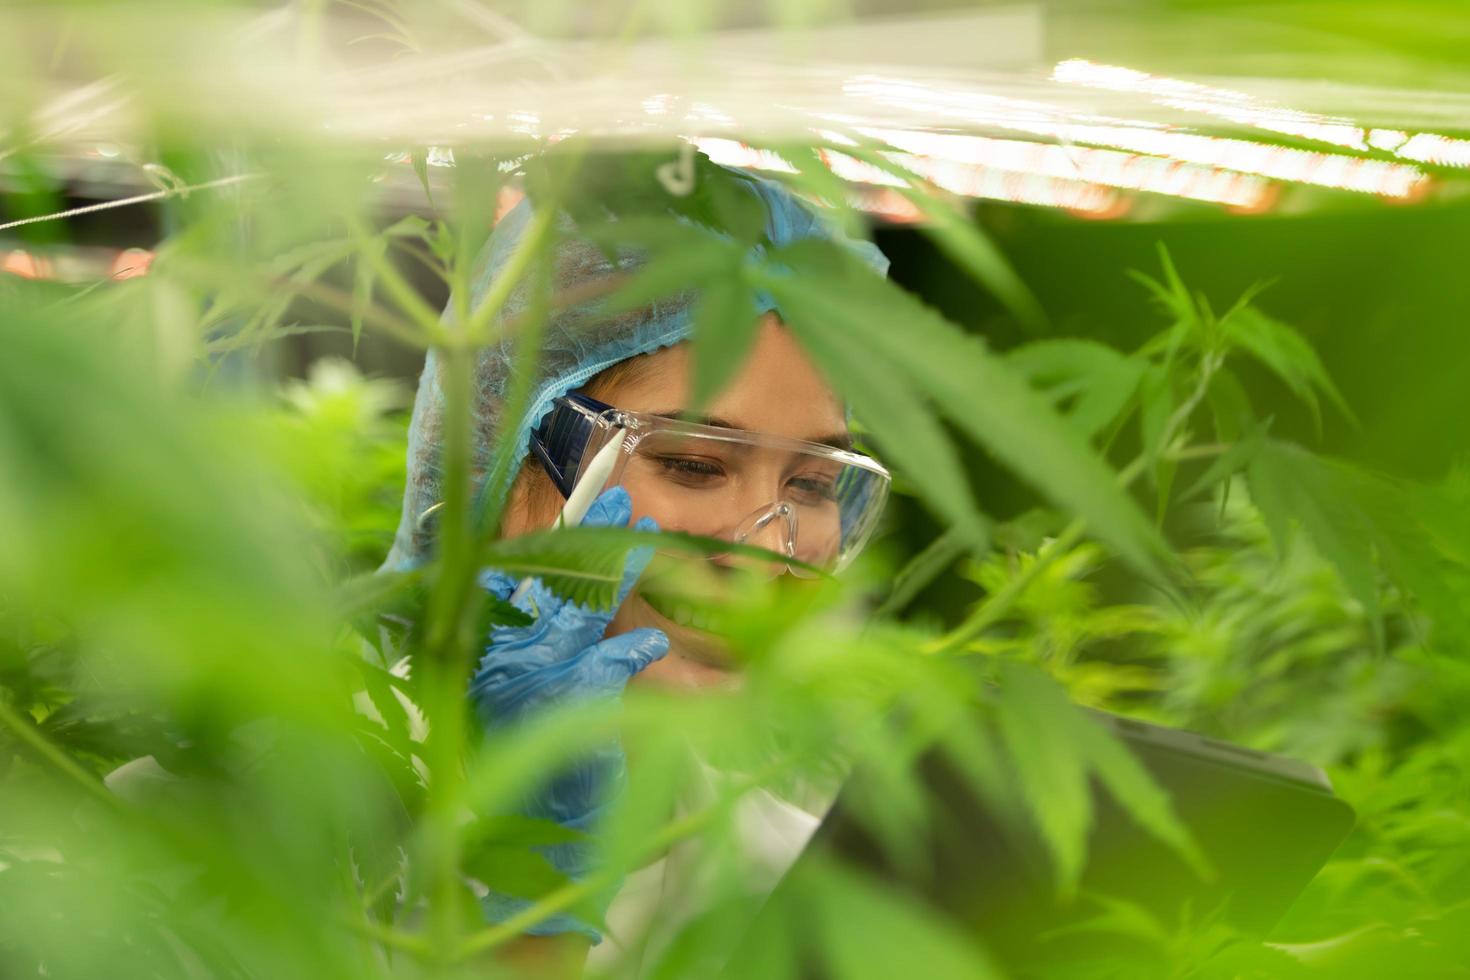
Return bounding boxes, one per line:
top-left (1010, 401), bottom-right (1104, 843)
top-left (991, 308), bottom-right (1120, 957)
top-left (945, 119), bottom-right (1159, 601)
top-left (530, 394), bottom-right (890, 577)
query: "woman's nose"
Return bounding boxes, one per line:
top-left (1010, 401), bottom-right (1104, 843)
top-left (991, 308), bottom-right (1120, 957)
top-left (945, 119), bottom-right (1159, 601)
top-left (728, 501), bottom-right (798, 577)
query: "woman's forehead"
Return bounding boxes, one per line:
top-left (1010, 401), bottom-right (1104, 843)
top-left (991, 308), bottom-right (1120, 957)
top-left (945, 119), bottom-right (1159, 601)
top-left (593, 317), bottom-right (847, 443)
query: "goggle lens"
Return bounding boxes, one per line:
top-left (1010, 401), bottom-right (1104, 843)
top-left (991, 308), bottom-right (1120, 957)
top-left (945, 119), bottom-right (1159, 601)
top-left (577, 415), bottom-right (889, 575)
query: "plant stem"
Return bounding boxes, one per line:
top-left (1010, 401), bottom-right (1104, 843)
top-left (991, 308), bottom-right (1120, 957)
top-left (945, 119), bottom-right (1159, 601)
top-left (0, 700), bottom-right (121, 811)
top-left (410, 150), bottom-right (585, 963)
top-left (923, 519), bottom-right (1089, 656)
top-left (454, 760), bottom-right (788, 960)
top-left (342, 916), bottom-right (435, 959)
top-left (347, 216), bottom-right (446, 338)
top-left (926, 452), bottom-right (1155, 657)
top-left (927, 342), bottom-right (1227, 655)
top-left (458, 205), bottom-right (559, 344)
top-left (473, 255), bottom-right (551, 541)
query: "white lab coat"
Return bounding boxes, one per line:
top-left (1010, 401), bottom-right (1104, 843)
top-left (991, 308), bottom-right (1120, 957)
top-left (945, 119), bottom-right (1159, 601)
top-left (587, 761), bottom-right (824, 978)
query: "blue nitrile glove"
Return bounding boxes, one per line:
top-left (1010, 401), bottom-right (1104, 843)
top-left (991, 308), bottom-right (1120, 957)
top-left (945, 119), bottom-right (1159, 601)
top-left (469, 485), bottom-right (668, 940)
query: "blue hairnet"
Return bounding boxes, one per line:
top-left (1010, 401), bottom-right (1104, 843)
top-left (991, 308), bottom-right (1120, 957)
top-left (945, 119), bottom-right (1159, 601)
top-left (383, 164), bottom-right (890, 572)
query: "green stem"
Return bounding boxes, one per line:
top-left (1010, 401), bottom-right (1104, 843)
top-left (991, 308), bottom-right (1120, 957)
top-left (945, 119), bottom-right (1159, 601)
top-left (927, 453), bottom-right (1152, 656)
top-left (474, 254), bottom-right (552, 540)
top-left (347, 217), bottom-right (446, 339)
top-left (927, 344), bottom-right (1225, 655)
top-left (459, 205), bottom-right (559, 344)
top-left (1166, 442), bottom-right (1230, 462)
top-left (342, 916), bottom-right (435, 959)
top-left (923, 519), bottom-right (1088, 656)
top-left (0, 699), bottom-right (121, 811)
top-left (454, 760), bottom-right (789, 960)
top-left (419, 344), bottom-right (477, 961)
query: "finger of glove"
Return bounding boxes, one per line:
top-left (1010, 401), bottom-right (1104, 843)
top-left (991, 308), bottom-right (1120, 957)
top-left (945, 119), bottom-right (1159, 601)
top-left (478, 568), bottom-right (518, 602)
top-left (564, 487), bottom-right (659, 637)
top-left (567, 627), bottom-right (669, 694)
top-left (578, 485), bottom-right (633, 530)
top-left (614, 515), bottom-right (660, 609)
top-left (472, 629), bottom-right (667, 724)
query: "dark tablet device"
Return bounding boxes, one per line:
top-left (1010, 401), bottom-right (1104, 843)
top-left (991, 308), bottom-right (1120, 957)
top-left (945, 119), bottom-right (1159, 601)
top-left (736, 710), bottom-right (1356, 974)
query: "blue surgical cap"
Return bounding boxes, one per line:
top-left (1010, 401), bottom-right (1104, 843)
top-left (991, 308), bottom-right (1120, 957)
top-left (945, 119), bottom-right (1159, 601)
top-left (383, 164), bottom-right (890, 572)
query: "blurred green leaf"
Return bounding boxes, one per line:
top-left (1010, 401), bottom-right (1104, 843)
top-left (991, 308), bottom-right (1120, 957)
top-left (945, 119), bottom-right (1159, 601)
top-left (352, 237), bottom-right (384, 353)
top-left (1180, 417), bottom-right (1270, 504)
top-left (688, 265), bottom-right (761, 413)
top-left (804, 861), bottom-right (1003, 980)
top-left (775, 276), bottom-right (993, 556)
top-left (759, 239), bottom-right (1171, 582)
top-left (994, 662), bottom-right (1096, 897)
top-left (876, 528), bottom-right (968, 617)
top-left (836, 141), bottom-right (1047, 333)
top-left (1074, 712), bottom-right (1210, 880)
top-left (1007, 339), bottom-right (1145, 441)
top-left (1247, 440), bottom-right (1383, 645)
top-left (1219, 306), bottom-right (1356, 434)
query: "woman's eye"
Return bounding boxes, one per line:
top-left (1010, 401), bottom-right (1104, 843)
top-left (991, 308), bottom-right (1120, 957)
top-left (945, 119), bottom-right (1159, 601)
top-left (655, 456), bottom-right (723, 481)
top-left (788, 475), bottom-right (838, 502)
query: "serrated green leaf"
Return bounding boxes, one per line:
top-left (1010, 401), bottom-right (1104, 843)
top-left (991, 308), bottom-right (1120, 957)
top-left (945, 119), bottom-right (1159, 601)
top-left (351, 237), bottom-right (384, 354)
top-left (1006, 339), bottom-right (1145, 441)
top-left (480, 553), bottom-right (626, 611)
top-left (410, 150), bottom-right (435, 211)
top-left (382, 213), bottom-right (432, 239)
top-left (464, 813), bottom-right (588, 849)
top-left (352, 658), bottom-right (413, 750)
top-left (354, 725), bottom-right (425, 812)
top-left (757, 239), bottom-right (1169, 582)
top-left (1073, 712), bottom-right (1211, 880)
top-left (1247, 440), bottom-right (1382, 645)
top-left (875, 528), bottom-right (969, 617)
top-left (1130, 244), bottom-right (1194, 328)
top-left (335, 568), bottom-right (422, 624)
top-left (994, 665), bottom-right (1205, 900)
top-left (1220, 306), bottom-right (1355, 434)
top-left (768, 143), bottom-right (867, 238)
top-left (804, 861), bottom-right (1003, 980)
top-left (994, 661), bottom-right (1094, 898)
top-left (1138, 363), bottom-right (1175, 463)
top-left (696, 163), bottom-right (769, 246)
top-left (478, 526), bottom-right (816, 610)
top-left (1205, 365), bottom-right (1253, 443)
top-left (1180, 417), bottom-right (1271, 504)
top-left (688, 269), bottom-right (760, 414)
top-left (596, 238), bottom-right (733, 315)
top-left (838, 142), bottom-right (1046, 333)
top-left (773, 284), bottom-right (991, 556)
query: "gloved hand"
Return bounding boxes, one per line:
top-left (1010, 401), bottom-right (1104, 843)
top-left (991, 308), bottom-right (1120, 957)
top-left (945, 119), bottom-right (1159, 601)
top-left (469, 485), bottom-right (668, 939)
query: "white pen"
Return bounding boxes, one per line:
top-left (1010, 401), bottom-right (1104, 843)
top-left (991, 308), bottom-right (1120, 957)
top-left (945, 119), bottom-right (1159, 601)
top-left (507, 427), bottom-right (628, 606)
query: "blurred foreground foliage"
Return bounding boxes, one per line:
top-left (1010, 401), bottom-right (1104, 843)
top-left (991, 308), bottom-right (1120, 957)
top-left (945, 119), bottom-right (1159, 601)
top-left (3, 5), bottom-right (1470, 976)
top-left (5, 149), bottom-right (1469, 976)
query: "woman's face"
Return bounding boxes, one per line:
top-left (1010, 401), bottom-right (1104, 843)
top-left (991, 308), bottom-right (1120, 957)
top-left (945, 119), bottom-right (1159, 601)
top-left (508, 313), bottom-right (847, 690)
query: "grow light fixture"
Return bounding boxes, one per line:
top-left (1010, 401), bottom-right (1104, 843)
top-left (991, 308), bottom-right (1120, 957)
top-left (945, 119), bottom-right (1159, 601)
top-left (854, 127), bottom-right (1271, 210)
top-left (845, 74), bottom-right (1429, 199)
top-left (1053, 59), bottom-right (1470, 173)
top-left (1053, 59), bottom-right (1375, 153)
top-left (694, 136), bottom-right (1121, 216)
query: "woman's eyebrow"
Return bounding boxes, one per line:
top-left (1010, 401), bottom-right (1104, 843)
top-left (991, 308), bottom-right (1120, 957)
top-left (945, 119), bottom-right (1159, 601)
top-left (648, 411), bottom-right (853, 450)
